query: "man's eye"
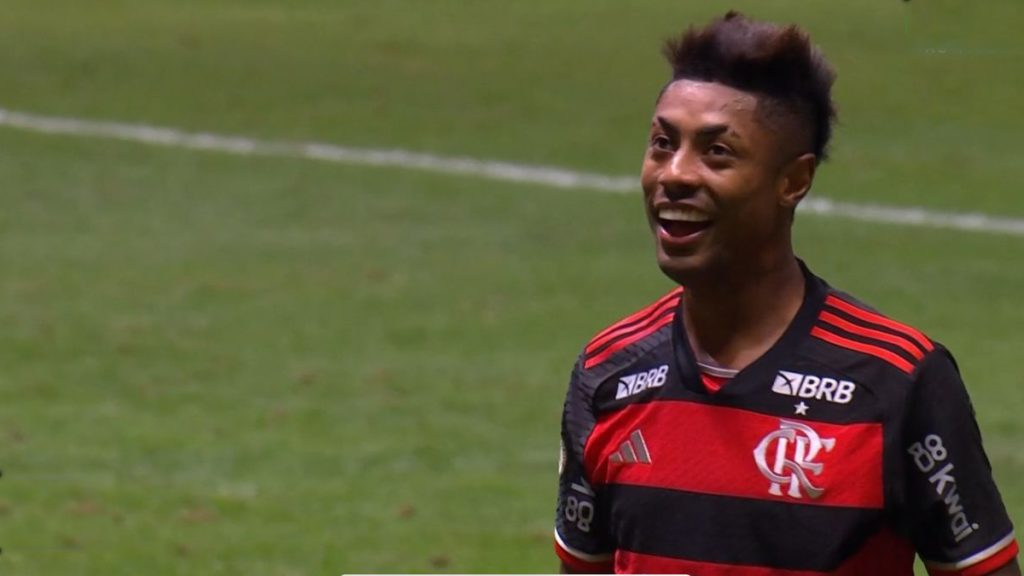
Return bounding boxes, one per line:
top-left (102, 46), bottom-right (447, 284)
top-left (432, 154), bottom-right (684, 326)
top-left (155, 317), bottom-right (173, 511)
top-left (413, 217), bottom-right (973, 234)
top-left (708, 143), bottom-right (732, 157)
top-left (651, 135), bottom-right (673, 151)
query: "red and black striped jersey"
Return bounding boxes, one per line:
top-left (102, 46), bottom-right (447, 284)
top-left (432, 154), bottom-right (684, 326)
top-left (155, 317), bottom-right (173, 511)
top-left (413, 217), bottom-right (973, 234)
top-left (554, 264), bottom-right (1017, 575)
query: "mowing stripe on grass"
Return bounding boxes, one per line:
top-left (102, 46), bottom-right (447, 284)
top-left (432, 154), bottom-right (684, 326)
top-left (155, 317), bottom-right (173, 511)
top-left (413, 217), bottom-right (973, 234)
top-left (2, 106), bottom-right (1024, 237)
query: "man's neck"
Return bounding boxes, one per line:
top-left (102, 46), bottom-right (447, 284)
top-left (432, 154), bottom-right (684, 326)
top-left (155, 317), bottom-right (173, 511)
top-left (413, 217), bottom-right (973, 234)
top-left (681, 255), bottom-right (806, 372)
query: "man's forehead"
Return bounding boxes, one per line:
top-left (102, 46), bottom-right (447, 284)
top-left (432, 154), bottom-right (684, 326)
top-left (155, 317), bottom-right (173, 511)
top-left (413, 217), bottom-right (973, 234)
top-left (654, 79), bottom-right (760, 123)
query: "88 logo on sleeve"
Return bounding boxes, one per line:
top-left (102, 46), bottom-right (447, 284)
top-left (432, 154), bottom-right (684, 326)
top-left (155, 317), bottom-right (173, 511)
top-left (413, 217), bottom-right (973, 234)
top-left (565, 495), bottom-right (594, 533)
top-left (907, 434), bottom-right (978, 543)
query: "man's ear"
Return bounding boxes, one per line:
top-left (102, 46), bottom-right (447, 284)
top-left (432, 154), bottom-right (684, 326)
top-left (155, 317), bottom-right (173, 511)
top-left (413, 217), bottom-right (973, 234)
top-left (778, 153), bottom-right (817, 209)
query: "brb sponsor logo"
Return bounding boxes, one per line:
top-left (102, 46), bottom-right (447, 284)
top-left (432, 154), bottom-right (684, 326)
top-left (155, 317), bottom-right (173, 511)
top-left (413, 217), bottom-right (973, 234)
top-left (773, 370), bottom-right (856, 404)
top-left (754, 420), bottom-right (835, 499)
top-left (615, 365), bottom-right (668, 400)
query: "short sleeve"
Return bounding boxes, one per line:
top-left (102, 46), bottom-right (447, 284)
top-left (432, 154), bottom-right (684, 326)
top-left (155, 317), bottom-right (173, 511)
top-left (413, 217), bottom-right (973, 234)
top-left (554, 356), bottom-right (615, 572)
top-left (900, 348), bottom-right (1018, 576)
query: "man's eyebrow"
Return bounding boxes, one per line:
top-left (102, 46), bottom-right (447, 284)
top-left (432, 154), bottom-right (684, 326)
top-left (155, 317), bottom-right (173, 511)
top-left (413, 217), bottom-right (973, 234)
top-left (695, 123), bottom-right (731, 138)
top-left (654, 117), bottom-right (732, 139)
top-left (654, 116), bottom-right (679, 136)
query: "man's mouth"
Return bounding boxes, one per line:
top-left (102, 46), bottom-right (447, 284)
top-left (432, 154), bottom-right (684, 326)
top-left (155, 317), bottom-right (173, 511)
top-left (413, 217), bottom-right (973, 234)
top-left (656, 206), bottom-right (713, 238)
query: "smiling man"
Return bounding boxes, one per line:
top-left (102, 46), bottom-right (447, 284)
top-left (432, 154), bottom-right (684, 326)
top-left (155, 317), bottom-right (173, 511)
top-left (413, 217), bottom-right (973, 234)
top-left (553, 12), bottom-right (1019, 576)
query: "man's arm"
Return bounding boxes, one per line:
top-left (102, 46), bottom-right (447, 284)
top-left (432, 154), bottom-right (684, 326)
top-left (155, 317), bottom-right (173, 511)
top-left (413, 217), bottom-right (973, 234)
top-left (553, 356), bottom-right (615, 573)
top-left (902, 348), bottom-right (1018, 576)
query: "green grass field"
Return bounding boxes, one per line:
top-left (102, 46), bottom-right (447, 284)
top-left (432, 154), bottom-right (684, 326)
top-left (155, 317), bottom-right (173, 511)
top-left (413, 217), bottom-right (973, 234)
top-left (0, 1), bottom-right (1022, 574)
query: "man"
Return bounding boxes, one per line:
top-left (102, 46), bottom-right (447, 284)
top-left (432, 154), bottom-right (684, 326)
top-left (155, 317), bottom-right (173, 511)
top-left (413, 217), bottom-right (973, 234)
top-left (554, 12), bottom-right (1019, 576)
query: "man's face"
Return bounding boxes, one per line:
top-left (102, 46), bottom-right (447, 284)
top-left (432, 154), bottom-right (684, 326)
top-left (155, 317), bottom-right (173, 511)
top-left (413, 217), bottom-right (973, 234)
top-left (641, 80), bottom-right (795, 284)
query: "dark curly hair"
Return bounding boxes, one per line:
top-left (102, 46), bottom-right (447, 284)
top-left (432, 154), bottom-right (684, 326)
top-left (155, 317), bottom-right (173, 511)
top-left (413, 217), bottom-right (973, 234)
top-left (661, 11), bottom-right (837, 163)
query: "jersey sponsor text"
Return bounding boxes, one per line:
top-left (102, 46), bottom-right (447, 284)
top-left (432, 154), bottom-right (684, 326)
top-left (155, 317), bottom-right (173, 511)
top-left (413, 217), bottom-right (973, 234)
top-left (773, 370), bottom-right (856, 404)
top-left (908, 434), bottom-right (979, 543)
top-left (615, 365), bottom-right (669, 400)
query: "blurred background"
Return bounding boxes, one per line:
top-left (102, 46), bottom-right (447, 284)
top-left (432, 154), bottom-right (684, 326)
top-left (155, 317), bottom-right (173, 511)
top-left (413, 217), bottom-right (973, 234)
top-left (0, 0), bottom-right (1021, 574)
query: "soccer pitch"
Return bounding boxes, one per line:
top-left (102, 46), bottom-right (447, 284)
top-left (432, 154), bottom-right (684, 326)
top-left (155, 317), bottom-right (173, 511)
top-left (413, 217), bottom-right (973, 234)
top-left (0, 1), bottom-right (1021, 574)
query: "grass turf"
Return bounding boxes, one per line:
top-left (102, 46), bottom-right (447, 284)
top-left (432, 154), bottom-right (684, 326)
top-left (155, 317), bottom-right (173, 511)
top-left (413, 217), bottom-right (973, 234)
top-left (0, 1), bottom-right (1021, 574)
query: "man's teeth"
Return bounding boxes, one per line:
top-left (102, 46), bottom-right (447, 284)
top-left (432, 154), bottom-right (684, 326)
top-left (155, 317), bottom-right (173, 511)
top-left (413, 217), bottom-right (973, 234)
top-left (658, 207), bottom-right (711, 223)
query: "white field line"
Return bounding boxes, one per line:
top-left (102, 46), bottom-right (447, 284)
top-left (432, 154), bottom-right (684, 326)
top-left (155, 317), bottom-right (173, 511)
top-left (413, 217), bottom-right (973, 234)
top-left (2, 106), bottom-right (1024, 237)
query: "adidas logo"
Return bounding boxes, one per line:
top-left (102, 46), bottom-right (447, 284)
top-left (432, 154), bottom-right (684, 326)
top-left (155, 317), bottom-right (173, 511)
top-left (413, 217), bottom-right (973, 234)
top-left (609, 430), bottom-right (652, 464)
top-left (772, 370), bottom-right (856, 404)
top-left (615, 365), bottom-right (669, 400)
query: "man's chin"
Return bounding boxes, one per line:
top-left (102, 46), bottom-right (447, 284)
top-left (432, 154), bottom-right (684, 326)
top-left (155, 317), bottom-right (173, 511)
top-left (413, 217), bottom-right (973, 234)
top-left (655, 249), bottom-right (706, 286)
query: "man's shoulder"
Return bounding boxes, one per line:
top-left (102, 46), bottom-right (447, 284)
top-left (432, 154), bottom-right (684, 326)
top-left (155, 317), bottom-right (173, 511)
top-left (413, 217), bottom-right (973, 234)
top-left (576, 286), bottom-right (682, 374)
top-left (810, 284), bottom-right (941, 378)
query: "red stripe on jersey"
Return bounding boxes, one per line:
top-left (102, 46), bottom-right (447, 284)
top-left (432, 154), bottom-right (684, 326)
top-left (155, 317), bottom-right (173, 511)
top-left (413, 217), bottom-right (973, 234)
top-left (825, 295), bottom-right (934, 353)
top-left (701, 372), bottom-right (729, 393)
top-left (583, 313), bottom-right (675, 369)
top-left (820, 310), bottom-right (926, 360)
top-left (615, 550), bottom-right (828, 575)
top-left (811, 326), bottom-right (915, 374)
top-left (585, 401), bottom-right (884, 509)
top-left (928, 538), bottom-right (1019, 576)
top-left (614, 522), bottom-right (913, 569)
top-left (585, 291), bottom-right (679, 354)
top-left (553, 540), bottom-right (613, 573)
top-left (616, 525), bottom-right (915, 575)
top-left (585, 284), bottom-right (679, 352)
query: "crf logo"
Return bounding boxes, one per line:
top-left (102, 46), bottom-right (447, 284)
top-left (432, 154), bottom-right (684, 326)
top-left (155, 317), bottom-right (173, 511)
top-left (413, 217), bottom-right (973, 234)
top-left (753, 420), bottom-right (835, 499)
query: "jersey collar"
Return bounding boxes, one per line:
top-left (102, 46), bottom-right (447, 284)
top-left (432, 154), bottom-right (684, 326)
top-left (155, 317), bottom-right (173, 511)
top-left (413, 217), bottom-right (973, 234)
top-left (670, 260), bottom-right (828, 397)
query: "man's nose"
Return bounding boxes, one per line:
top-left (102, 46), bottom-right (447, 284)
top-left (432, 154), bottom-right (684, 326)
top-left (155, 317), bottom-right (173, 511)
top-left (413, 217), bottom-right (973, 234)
top-left (658, 147), bottom-right (702, 195)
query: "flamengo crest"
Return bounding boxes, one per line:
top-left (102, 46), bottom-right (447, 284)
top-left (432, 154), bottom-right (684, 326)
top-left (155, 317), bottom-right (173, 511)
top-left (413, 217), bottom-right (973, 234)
top-left (753, 420), bottom-right (835, 499)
